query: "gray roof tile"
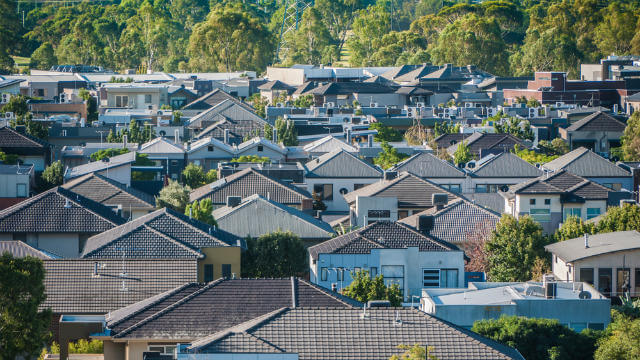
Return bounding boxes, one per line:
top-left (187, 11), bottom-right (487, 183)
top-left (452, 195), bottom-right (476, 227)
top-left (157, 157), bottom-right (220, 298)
top-left (62, 173), bottom-right (155, 211)
top-left (472, 152), bottom-right (543, 178)
top-left (305, 149), bottom-right (383, 178)
top-left (508, 170), bottom-right (612, 200)
top-left (391, 152), bottom-right (466, 178)
top-left (564, 111), bottom-right (626, 132)
top-left (543, 147), bottom-right (631, 178)
top-left (0, 240), bottom-right (53, 259)
top-left (545, 230), bottom-right (640, 262)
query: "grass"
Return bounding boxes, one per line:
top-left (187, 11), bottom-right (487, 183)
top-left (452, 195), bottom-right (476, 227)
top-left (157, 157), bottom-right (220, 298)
top-left (11, 56), bottom-right (30, 72)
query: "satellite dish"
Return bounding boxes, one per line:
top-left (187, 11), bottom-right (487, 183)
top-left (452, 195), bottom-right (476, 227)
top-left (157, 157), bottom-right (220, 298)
top-left (578, 291), bottom-right (591, 299)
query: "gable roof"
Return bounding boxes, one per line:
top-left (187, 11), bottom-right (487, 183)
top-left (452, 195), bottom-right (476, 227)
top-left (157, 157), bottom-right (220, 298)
top-left (545, 230), bottom-right (640, 263)
top-left (471, 152), bottom-right (543, 178)
top-left (391, 152), bottom-right (466, 178)
top-left (212, 194), bottom-right (334, 239)
top-left (64, 151), bottom-right (136, 181)
top-left (258, 80), bottom-right (295, 91)
top-left (140, 137), bottom-right (185, 154)
top-left (308, 221), bottom-right (456, 260)
top-left (310, 82), bottom-right (396, 96)
top-left (105, 278), bottom-right (361, 339)
top-left (447, 133), bottom-right (528, 157)
top-left (433, 133), bottom-right (471, 149)
top-left (43, 258), bottom-right (198, 313)
top-left (0, 125), bottom-right (49, 150)
top-left (0, 240), bottom-right (53, 259)
top-left (182, 89), bottom-right (253, 111)
top-left (188, 100), bottom-right (270, 139)
top-left (187, 307), bottom-right (524, 360)
top-left (236, 137), bottom-right (287, 155)
top-left (342, 172), bottom-right (459, 208)
top-left (399, 199), bottom-right (500, 244)
top-left (61, 173), bottom-right (155, 211)
top-left (0, 187), bottom-right (125, 233)
top-left (190, 168), bottom-right (312, 204)
top-left (302, 135), bottom-right (357, 153)
top-left (564, 111), bottom-right (626, 132)
top-left (380, 64), bottom-right (422, 80)
top-left (507, 170), bottom-right (612, 200)
top-left (543, 147), bottom-right (631, 178)
top-left (305, 149), bottom-right (382, 178)
top-left (187, 136), bottom-right (235, 155)
top-left (81, 208), bottom-right (239, 259)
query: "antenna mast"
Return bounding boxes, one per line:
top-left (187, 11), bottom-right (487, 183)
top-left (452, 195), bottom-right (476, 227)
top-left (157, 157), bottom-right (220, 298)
top-left (274, 0), bottom-right (314, 63)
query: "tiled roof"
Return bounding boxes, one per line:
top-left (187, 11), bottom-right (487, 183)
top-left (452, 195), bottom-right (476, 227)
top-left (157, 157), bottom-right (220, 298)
top-left (565, 111), bottom-right (626, 132)
top-left (447, 133), bottom-right (528, 157)
top-left (106, 278), bottom-right (361, 339)
top-left (433, 133), bottom-right (470, 149)
top-left (61, 173), bottom-right (155, 211)
top-left (188, 307), bottom-right (524, 360)
top-left (43, 258), bottom-right (198, 313)
top-left (308, 221), bottom-right (456, 260)
top-left (182, 89), bottom-right (254, 112)
top-left (64, 151), bottom-right (136, 181)
top-left (508, 170), bottom-right (612, 200)
top-left (310, 82), bottom-right (396, 95)
top-left (190, 168), bottom-right (312, 204)
top-left (258, 80), bottom-right (294, 91)
top-left (0, 126), bottom-right (49, 153)
top-left (305, 149), bottom-right (383, 178)
top-left (399, 199), bottom-right (500, 244)
top-left (543, 147), bottom-right (631, 178)
top-left (342, 172), bottom-right (459, 209)
top-left (0, 187), bottom-right (125, 233)
top-left (302, 135), bottom-right (357, 153)
top-left (471, 152), bottom-right (543, 178)
top-left (81, 208), bottom-right (239, 259)
top-left (188, 100), bottom-right (269, 138)
top-left (391, 152), bottom-right (466, 178)
top-left (0, 240), bottom-right (53, 259)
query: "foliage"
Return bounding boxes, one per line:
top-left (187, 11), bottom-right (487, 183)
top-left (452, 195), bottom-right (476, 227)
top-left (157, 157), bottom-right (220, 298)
top-left (390, 344), bottom-right (438, 360)
top-left (2, 95), bottom-right (29, 117)
top-left (538, 138), bottom-right (569, 156)
top-left (462, 219), bottom-right (493, 273)
top-left (242, 231), bottom-right (307, 278)
top-left (370, 122), bottom-right (403, 142)
top-left (0, 253), bottom-right (52, 359)
top-left (182, 163), bottom-right (206, 188)
top-left (404, 120), bottom-right (428, 146)
top-left (40, 161), bottom-right (64, 190)
top-left (312, 191), bottom-right (327, 211)
top-left (283, 7), bottom-right (336, 66)
top-left (514, 146), bottom-right (558, 165)
top-left (0, 150), bottom-right (19, 165)
top-left (230, 155), bottom-right (270, 163)
top-left (494, 117), bottom-right (533, 141)
top-left (472, 316), bottom-right (600, 360)
top-left (596, 203), bottom-right (640, 233)
top-left (106, 120), bottom-right (154, 144)
top-left (433, 121), bottom-right (459, 137)
top-left (205, 169), bottom-right (217, 183)
top-left (274, 117), bottom-right (298, 146)
top-left (622, 112), bottom-right (640, 161)
top-left (47, 339), bottom-right (103, 354)
top-left (293, 94), bottom-right (314, 108)
top-left (348, 3), bottom-right (391, 67)
top-left (185, 199), bottom-right (216, 226)
top-left (29, 42), bottom-right (57, 70)
top-left (89, 148), bottom-right (129, 162)
top-left (485, 214), bottom-right (549, 282)
top-left (341, 270), bottom-right (402, 307)
top-left (595, 313), bottom-right (640, 360)
top-left (10, 116), bottom-right (49, 141)
top-left (78, 88), bottom-right (98, 122)
top-left (374, 141), bottom-right (410, 169)
top-left (248, 94), bottom-right (268, 118)
top-left (131, 153), bottom-right (155, 181)
top-left (155, 180), bottom-right (190, 213)
top-left (554, 216), bottom-right (595, 242)
top-left (453, 141), bottom-right (471, 165)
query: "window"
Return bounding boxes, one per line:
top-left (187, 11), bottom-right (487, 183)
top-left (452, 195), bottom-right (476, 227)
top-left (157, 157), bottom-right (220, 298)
top-left (115, 95), bottom-right (129, 108)
top-left (530, 208), bottom-right (551, 222)
top-left (617, 268), bottom-right (630, 294)
top-left (204, 264), bottom-right (214, 282)
top-left (171, 160), bottom-right (178, 166)
top-left (222, 264), bottom-right (232, 278)
top-left (598, 268), bottom-right (612, 295)
top-left (476, 184), bottom-right (500, 193)
top-left (36, 89), bottom-right (45, 97)
top-left (148, 345), bottom-right (176, 356)
top-left (529, 198), bottom-right (536, 205)
top-left (443, 184), bottom-right (462, 193)
top-left (571, 323), bottom-right (587, 332)
top-left (587, 208), bottom-right (601, 220)
top-left (144, 94), bottom-right (152, 104)
top-left (603, 183), bottom-right (622, 191)
top-left (367, 210), bottom-right (390, 218)
top-left (336, 267), bottom-right (344, 281)
top-left (257, 145), bottom-right (264, 152)
top-left (354, 184), bottom-right (367, 191)
top-left (397, 210), bottom-right (409, 219)
top-left (580, 268), bottom-right (594, 285)
top-left (382, 265), bottom-right (404, 292)
top-left (563, 208), bottom-right (582, 220)
top-left (369, 267), bottom-right (377, 278)
top-left (544, 199), bottom-right (551, 205)
top-left (313, 184), bottom-right (333, 201)
top-left (440, 269), bottom-right (459, 288)
top-left (423, 269), bottom-right (440, 287)
top-left (208, 145), bottom-right (214, 152)
top-left (16, 183), bottom-right (27, 197)
top-left (321, 267), bottom-right (328, 281)
top-left (636, 268), bottom-right (640, 295)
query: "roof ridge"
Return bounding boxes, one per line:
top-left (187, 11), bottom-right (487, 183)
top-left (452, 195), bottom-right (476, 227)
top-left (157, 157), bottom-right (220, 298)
top-left (58, 187), bottom-right (126, 225)
top-left (81, 222), bottom-right (150, 257)
top-left (163, 211), bottom-right (230, 247)
top-left (0, 187), bottom-right (57, 218)
top-left (296, 278), bottom-right (362, 308)
top-left (143, 223), bottom-right (205, 258)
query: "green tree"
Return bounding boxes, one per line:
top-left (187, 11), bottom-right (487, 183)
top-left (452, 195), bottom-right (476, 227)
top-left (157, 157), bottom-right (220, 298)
top-left (132, 153), bottom-right (155, 181)
top-left (249, 93), bottom-right (268, 118)
top-left (40, 161), bottom-right (64, 190)
top-left (514, 147), bottom-right (558, 165)
top-left (155, 180), bottom-right (190, 213)
top-left (1, 95), bottom-right (29, 117)
top-left (78, 88), bottom-right (98, 122)
top-left (485, 214), bottom-right (549, 282)
top-left (242, 231), bottom-right (307, 277)
top-left (370, 122), bottom-right (403, 142)
top-left (293, 94), bottom-right (314, 108)
top-left (90, 148), bottom-right (129, 161)
top-left (390, 344), bottom-right (438, 360)
top-left (205, 169), bottom-right (218, 183)
top-left (184, 199), bottom-right (216, 226)
top-left (511, 27), bottom-right (581, 78)
top-left (284, 7), bottom-right (335, 66)
top-left (274, 117), bottom-right (298, 146)
top-left (314, 0), bottom-right (373, 59)
top-left (341, 269), bottom-right (402, 306)
top-left (538, 138), bottom-right (569, 156)
top-left (230, 155), bottom-right (271, 163)
top-left (494, 117), bottom-right (534, 140)
top-left (29, 42), bottom-right (57, 70)
top-left (526, 98), bottom-right (541, 108)
top-left (594, 2), bottom-right (637, 56)
top-left (348, 3), bottom-right (391, 66)
top-left (553, 216), bottom-right (595, 242)
top-left (596, 203), bottom-right (640, 233)
top-left (182, 163), bottom-right (206, 188)
top-left (374, 141), bottom-right (410, 169)
top-left (312, 191), bottom-right (327, 211)
top-left (0, 253), bottom-right (52, 359)
top-left (472, 316), bottom-right (600, 360)
top-left (0, 0), bottom-right (19, 73)
top-left (433, 121), bottom-right (459, 137)
top-left (621, 112), bottom-right (640, 161)
top-left (453, 141), bottom-right (471, 165)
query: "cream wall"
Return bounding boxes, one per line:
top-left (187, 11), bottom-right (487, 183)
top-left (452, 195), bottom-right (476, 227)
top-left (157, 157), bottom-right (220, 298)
top-left (96, 164), bottom-right (131, 186)
top-left (197, 247), bottom-right (242, 282)
top-left (0, 173), bottom-right (30, 197)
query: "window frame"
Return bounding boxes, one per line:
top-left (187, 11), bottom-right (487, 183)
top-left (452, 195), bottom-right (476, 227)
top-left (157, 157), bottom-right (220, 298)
top-left (313, 183), bottom-right (333, 201)
top-left (144, 94), bottom-right (152, 104)
top-left (586, 207), bottom-right (601, 220)
top-left (580, 268), bottom-right (594, 285)
top-left (530, 208), bottom-right (551, 222)
top-left (423, 268), bottom-right (440, 288)
top-left (204, 264), bottom-right (214, 282)
top-left (382, 265), bottom-right (404, 293)
top-left (320, 267), bottom-right (328, 281)
top-left (222, 264), bottom-right (232, 278)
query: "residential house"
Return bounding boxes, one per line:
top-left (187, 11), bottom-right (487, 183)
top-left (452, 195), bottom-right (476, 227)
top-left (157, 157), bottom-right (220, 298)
top-left (22, 74), bottom-right (87, 101)
top-left (546, 230), bottom-right (640, 298)
top-left (558, 111), bottom-right (626, 156)
top-left (180, 307), bottom-right (524, 360)
top-left (190, 168), bottom-right (313, 210)
top-left (543, 147), bottom-right (633, 191)
top-left (342, 172), bottom-right (459, 227)
top-left (0, 164), bottom-right (34, 210)
top-left (446, 132), bottom-right (529, 159)
top-left (0, 78), bottom-right (22, 99)
top-left (64, 151), bottom-right (137, 186)
top-left (181, 89), bottom-right (252, 117)
top-left (304, 149), bottom-right (383, 212)
top-left (61, 142), bottom-right (138, 169)
top-left (47, 124), bottom-right (115, 148)
top-left (421, 281), bottom-right (610, 331)
top-left (88, 278), bottom-right (361, 359)
top-left (168, 86), bottom-right (198, 109)
top-left (0, 126), bottom-right (51, 172)
top-left (502, 170), bottom-right (613, 234)
top-left (391, 152), bottom-right (466, 193)
top-left (258, 80), bottom-right (295, 104)
top-left (61, 173), bottom-right (155, 219)
top-left (309, 221), bottom-right (465, 299)
top-left (189, 99), bottom-right (271, 143)
top-left (218, 162), bottom-right (305, 184)
top-left (139, 136), bottom-right (186, 181)
top-left (624, 91), bottom-right (640, 114)
top-left (468, 152), bottom-right (544, 194)
top-left (0, 187), bottom-right (126, 257)
top-left (99, 83), bottom-right (169, 111)
top-left (301, 135), bottom-right (357, 157)
top-left (307, 82), bottom-right (404, 107)
top-left (212, 194), bottom-right (334, 246)
top-left (235, 137), bottom-right (287, 161)
top-left (186, 136), bottom-right (236, 170)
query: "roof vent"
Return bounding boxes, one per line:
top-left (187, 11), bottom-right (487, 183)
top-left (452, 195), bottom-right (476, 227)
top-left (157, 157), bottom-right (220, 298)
top-left (384, 171), bottom-right (397, 181)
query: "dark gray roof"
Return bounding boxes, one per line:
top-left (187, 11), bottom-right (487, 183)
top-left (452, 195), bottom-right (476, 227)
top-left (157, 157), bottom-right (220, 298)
top-left (308, 221), bottom-right (456, 260)
top-left (188, 100), bottom-right (270, 139)
top-left (471, 152), bottom-right (543, 178)
top-left (64, 151), bottom-right (136, 180)
top-left (0, 126), bottom-right (49, 155)
top-left (81, 208), bottom-right (239, 259)
top-left (0, 187), bottom-right (126, 234)
top-left (105, 278), bottom-right (361, 339)
top-left (43, 258), bottom-right (198, 313)
top-left (62, 173), bottom-right (155, 211)
top-left (190, 168), bottom-right (312, 205)
top-left (0, 240), bottom-right (53, 259)
top-left (446, 133), bottom-right (528, 157)
top-left (543, 147), bottom-right (631, 178)
top-left (391, 152), bottom-right (466, 178)
top-left (399, 199), bottom-right (500, 244)
top-left (508, 170), bottom-right (612, 200)
top-left (305, 149), bottom-right (383, 178)
top-left (545, 230), bottom-right (640, 262)
top-left (258, 80), bottom-right (294, 91)
top-left (433, 133), bottom-right (471, 149)
top-left (188, 307), bottom-right (524, 360)
top-left (627, 92), bottom-right (640, 101)
top-left (310, 82), bottom-right (396, 95)
top-left (342, 172), bottom-right (459, 209)
top-left (182, 89), bottom-right (254, 112)
top-left (564, 111), bottom-right (626, 132)
top-left (464, 193), bottom-right (506, 213)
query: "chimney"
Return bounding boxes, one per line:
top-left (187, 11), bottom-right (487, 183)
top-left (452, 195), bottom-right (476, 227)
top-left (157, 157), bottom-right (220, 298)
top-left (417, 215), bottom-right (434, 233)
top-left (432, 193), bottom-right (448, 210)
top-left (174, 129), bottom-right (179, 144)
top-left (345, 128), bottom-right (352, 143)
top-left (384, 171), bottom-right (397, 181)
top-left (122, 135), bottom-right (128, 149)
top-left (272, 128), bottom-right (278, 143)
top-left (224, 129), bottom-right (230, 144)
top-left (584, 233), bottom-right (589, 248)
top-left (367, 134), bottom-right (373, 148)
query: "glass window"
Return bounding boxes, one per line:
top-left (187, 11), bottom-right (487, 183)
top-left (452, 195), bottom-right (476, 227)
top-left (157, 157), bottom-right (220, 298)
top-left (530, 208), bottom-right (551, 222)
top-left (397, 210), bottom-right (409, 219)
top-left (148, 345), bottom-right (176, 356)
top-left (571, 323), bottom-right (587, 332)
top-left (144, 94), bottom-right (152, 103)
top-left (115, 95), bottom-right (128, 108)
top-left (382, 265), bottom-right (404, 292)
top-left (580, 268), bottom-right (594, 285)
top-left (563, 208), bottom-right (581, 220)
top-left (544, 199), bottom-right (551, 205)
top-left (587, 208), bottom-right (601, 220)
top-left (603, 183), bottom-right (622, 191)
top-left (423, 269), bottom-right (440, 287)
top-left (204, 264), bottom-right (214, 282)
top-left (313, 184), bottom-right (333, 201)
top-left (440, 269), bottom-right (459, 288)
top-left (617, 268), bottom-right (631, 294)
top-left (369, 267), bottom-right (377, 278)
top-left (530, 198), bottom-right (536, 205)
top-left (208, 145), bottom-right (214, 152)
top-left (336, 267), bottom-right (344, 281)
top-left (449, 184), bottom-right (461, 193)
top-left (367, 210), bottom-right (390, 218)
top-left (635, 268), bottom-right (640, 295)
top-left (598, 268), bottom-right (612, 295)
top-left (171, 160), bottom-right (179, 166)
top-left (321, 267), bottom-right (328, 281)
top-left (16, 183), bottom-right (27, 197)
top-left (222, 264), bottom-right (231, 278)
top-left (476, 184), bottom-right (487, 193)
top-left (257, 145), bottom-right (264, 152)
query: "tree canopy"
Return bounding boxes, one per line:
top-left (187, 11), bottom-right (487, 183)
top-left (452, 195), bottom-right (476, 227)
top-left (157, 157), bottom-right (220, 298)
top-left (341, 269), bottom-right (402, 306)
top-left (241, 231), bottom-right (307, 278)
top-left (156, 180), bottom-right (190, 213)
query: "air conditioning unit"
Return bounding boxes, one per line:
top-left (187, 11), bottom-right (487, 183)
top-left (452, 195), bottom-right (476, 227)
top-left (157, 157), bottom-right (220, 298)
top-left (487, 108), bottom-right (497, 117)
top-left (1, 93), bottom-right (10, 104)
top-left (326, 102), bottom-right (335, 108)
top-left (276, 103), bottom-right (284, 108)
top-left (465, 102), bottom-right (473, 108)
top-left (555, 102), bottom-right (564, 107)
top-left (407, 108), bottom-right (414, 117)
top-left (59, 93), bottom-right (66, 103)
top-left (416, 102), bottom-right (425, 108)
top-left (529, 108), bottom-right (538, 118)
top-left (5, 112), bottom-right (14, 119)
